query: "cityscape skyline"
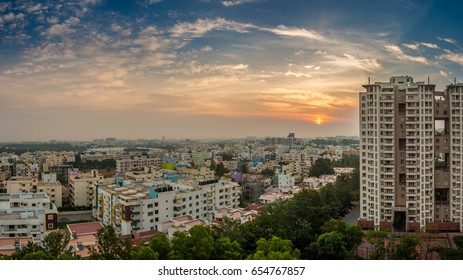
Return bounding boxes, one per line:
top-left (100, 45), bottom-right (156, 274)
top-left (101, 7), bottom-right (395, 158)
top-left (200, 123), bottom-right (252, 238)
top-left (1, 0), bottom-right (463, 141)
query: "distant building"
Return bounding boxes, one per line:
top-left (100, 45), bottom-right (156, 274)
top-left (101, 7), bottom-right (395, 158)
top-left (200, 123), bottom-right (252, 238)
top-left (242, 181), bottom-right (264, 203)
top-left (116, 157), bottom-right (161, 174)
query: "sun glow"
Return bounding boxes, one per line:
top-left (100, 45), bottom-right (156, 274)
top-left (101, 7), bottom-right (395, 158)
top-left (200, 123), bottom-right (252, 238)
top-left (316, 117), bottom-right (322, 125)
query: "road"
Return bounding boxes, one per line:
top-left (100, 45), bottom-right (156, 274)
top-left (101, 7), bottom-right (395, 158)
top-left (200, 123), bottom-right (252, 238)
top-left (342, 203), bottom-right (360, 225)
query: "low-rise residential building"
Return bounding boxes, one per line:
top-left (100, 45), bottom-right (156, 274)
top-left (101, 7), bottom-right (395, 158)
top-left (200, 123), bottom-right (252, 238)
top-left (0, 192), bottom-right (58, 242)
top-left (67, 221), bottom-right (103, 258)
top-left (92, 178), bottom-right (240, 235)
top-left (159, 216), bottom-right (206, 238)
top-left (0, 236), bottom-right (34, 256)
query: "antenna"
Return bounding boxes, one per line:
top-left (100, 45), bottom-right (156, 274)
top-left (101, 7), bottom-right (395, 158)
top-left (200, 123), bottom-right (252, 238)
top-left (368, 77), bottom-right (370, 85)
top-left (455, 77), bottom-right (457, 84)
top-left (427, 76), bottom-right (430, 84)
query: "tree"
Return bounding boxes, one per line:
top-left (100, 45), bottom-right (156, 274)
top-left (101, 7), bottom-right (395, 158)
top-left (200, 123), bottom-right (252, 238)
top-left (169, 226), bottom-right (215, 260)
top-left (149, 233), bottom-right (171, 260)
top-left (215, 162), bottom-right (226, 177)
top-left (22, 251), bottom-right (53, 260)
top-left (308, 158), bottom-right (334, 177)
top-left (365, 230), bottom-right (389, 260)
top-left (42, 231), bottom-right (73, 259)
top-left (213, 237), bottom-right (243, 260)
top-left (10, 241), bottom-right (43, 260)
top-left (88, 225), bottom-right (133, 260)
top-left (162, 162), bottom-right (175, 170)
top-left (130, 246), bottom-right (159, 260)
top-left (247, 237), bottom-right (300, 260)
top-left (260, 168), bottom-right (275, 178)
top-left (241, 162), bottom-right (249, 174)
top-left (391, 235), bottom-right (420, 260)
top-left (320, 219), bottom-right (363, 256)
top-left (314, 231), bottom-right (348, 259)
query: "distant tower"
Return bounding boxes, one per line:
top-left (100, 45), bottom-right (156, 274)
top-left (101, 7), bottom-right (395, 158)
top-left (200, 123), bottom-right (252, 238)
top-left (287, 132), bottom-right (295, 147)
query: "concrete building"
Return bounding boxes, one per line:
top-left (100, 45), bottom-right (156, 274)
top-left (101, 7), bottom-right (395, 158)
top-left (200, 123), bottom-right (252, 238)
top-left (69, 170), bottom-right (104, 207)
top-left (359, 76), bottom-right (463, 231)
top-left (6, 177), bottom-right (64, 208)
top-left (92, 178), bottom-right (240, 235)
top-left (242, 181), bottom-right (265, 203)
top-left (116, 157), bottom-right (161, 174)
top-left (277, 174), bottom-right (295, 190)
top-left (0, 192), bottom-right (58, 242)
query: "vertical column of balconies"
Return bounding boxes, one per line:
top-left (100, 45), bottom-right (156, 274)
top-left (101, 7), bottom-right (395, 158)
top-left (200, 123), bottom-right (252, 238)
top-left (449, 85), bottom-right (463, 231)
top-left (380, 90), bottom-right (395, 223)
top-left (405, 90), bottom-right (420, 224)
top-left (418, 85), bottom-right (435, 228)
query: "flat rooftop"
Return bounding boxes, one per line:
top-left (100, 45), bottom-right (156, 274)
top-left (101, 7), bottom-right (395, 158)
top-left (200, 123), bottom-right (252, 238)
top-left (67, 221), bottom-right (103, 236)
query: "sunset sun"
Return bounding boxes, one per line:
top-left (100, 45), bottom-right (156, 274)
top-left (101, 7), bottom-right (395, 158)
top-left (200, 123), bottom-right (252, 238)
top-left (316, 117), bottom-right (322, 125)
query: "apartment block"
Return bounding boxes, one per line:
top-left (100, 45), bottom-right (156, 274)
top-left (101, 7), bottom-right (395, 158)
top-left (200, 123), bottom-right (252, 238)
top-left (69, 170), bottom-right (104, 207)
top-left (92, 179), bottom-right (240, 235)
top-left (0, 192), bottom-right (58, 241)
top-left (6, 177), bottom-right (63, 208)
top-left (116, 157), bottom-right (161, 174)
top-left (359, 76), bottom-right (463, 231)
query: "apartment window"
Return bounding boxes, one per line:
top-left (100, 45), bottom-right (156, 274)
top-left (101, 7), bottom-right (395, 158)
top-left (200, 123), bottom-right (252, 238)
top-left (155, 210), bottom-right (158, 214)
top-left (147, 204), bottom-right (153, 208)
top-left (47, 223), bottom-right (54, 229)
top-left (148, 212), bottom-right (153, 216)
top-left (47, 214), bottom-right (54, 220)
top-left (155, 218), bottom-right (159, 222)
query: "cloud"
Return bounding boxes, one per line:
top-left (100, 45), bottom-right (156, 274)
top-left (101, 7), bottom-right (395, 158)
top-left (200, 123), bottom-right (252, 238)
top-left (438, 37), bottom-right (456, 44)
top-left (201, 45), bottom-right (213, 52)
top-left (165, 61), bottom-right (248, 76)
top-left (169, 18), bottom-right (252, 38)
top-left (221, 0), bottom-right (261, 7)
top-left (440, 70), bottom-right (448, 77)
top-left (320, 53), bottom-right (380, 72)
top-left (111, 24), bottom-right (122, 32)
top-left (111, 23), bottom-right (132, 36)
top-left (146, 0), bottom-right (162, 4)
top-left (44, 17), bottom-right (80, 36)
top-left (284, 71), bottom-right (311, 78)
top-left (437, 50), bottom-right (463, 66)
top-left (260, 25), bottom-right (326, 41)
top-left (0, 2), bottom-right (10, 13)
top-left (1, 12), bottom-right (25, 22)
top-left (403, 43), bottom-right (419, 50)
top-left (384, 45), bottom-right (429, 64)
top-left (26, 3), bottom-right (45, 13)
top-left (421, 42), bottom-right (439, 49)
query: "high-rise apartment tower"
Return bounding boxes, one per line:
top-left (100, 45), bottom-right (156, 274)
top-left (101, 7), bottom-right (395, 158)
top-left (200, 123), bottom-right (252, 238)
top-left (359, 76), bottom-right (463, 231)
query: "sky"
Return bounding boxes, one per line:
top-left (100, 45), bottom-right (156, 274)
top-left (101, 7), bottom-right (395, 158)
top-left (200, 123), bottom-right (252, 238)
top-left (1, 0), bottom-right (462, 141)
